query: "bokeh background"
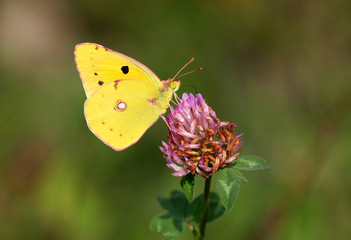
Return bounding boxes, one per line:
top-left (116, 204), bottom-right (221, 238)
top-left (1, 0), bottom-right (351, 239)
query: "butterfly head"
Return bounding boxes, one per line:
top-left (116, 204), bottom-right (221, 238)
top-left (161, 79), bottom-right (180, 93)
top-left (170, 79), bottom-right (181, 92)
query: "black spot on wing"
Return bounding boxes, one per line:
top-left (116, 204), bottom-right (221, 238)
top-left (94, 72), bottom-right (98, 76)
top-left (98, 81), bottom-right (104, 86)
top-left (121, 66), bottom-right (129, 74)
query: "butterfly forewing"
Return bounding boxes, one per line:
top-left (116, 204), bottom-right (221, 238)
top-left (75, 43), bottom-right (162, 97)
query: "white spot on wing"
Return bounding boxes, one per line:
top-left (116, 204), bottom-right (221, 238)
top-left (114, 100), bottom-right (127, 112)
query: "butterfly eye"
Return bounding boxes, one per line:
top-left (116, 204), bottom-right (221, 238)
top-left (114, 100), bottom-right (127, 112)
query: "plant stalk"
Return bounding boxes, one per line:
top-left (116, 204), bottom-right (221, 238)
top-left (198, 175), bottom-right (212, 239)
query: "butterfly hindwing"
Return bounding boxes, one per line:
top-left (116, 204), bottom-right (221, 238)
top-left (84, 79), bottom-right (162, 151)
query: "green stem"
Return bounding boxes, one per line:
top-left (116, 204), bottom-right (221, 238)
top-left (199, 175), bottom-right (212, 239)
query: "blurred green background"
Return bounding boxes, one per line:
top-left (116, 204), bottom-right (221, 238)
top-left (1, 0), bottom-right (351, 239)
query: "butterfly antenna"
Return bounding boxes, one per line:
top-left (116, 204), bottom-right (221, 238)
top-left (173, 58), bottom-right (194, 79)
top-left (175, 67), bottom-right (203, 80)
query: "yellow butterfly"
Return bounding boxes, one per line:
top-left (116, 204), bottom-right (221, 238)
top-left (75, 43), bottom-right (199, 151)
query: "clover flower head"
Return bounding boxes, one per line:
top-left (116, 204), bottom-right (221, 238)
top-left (160, 93), bottom-right (243, 178)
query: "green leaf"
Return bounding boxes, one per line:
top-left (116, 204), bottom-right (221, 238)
top-left (150, 212), bottom-right (187, 240)
top-left (187, 192), bottom-right (225, 224)
top-left (181, 174), bottom-right (195, 201)
top-left (216, 168), bottom-right (241, 212)
top-left (232, 169), bottom-right (248, 182)
top-left (152, 191), bottom-right (189, 239)
top-left (157, 191), bottom-right (189, 220)
top-left (232, 155), bottom-right (269, 171)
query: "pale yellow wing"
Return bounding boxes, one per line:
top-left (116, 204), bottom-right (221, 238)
top-left (84, 79), bottom-right (163, 151)
top-left (75, 43), bottom-right (163, 97)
